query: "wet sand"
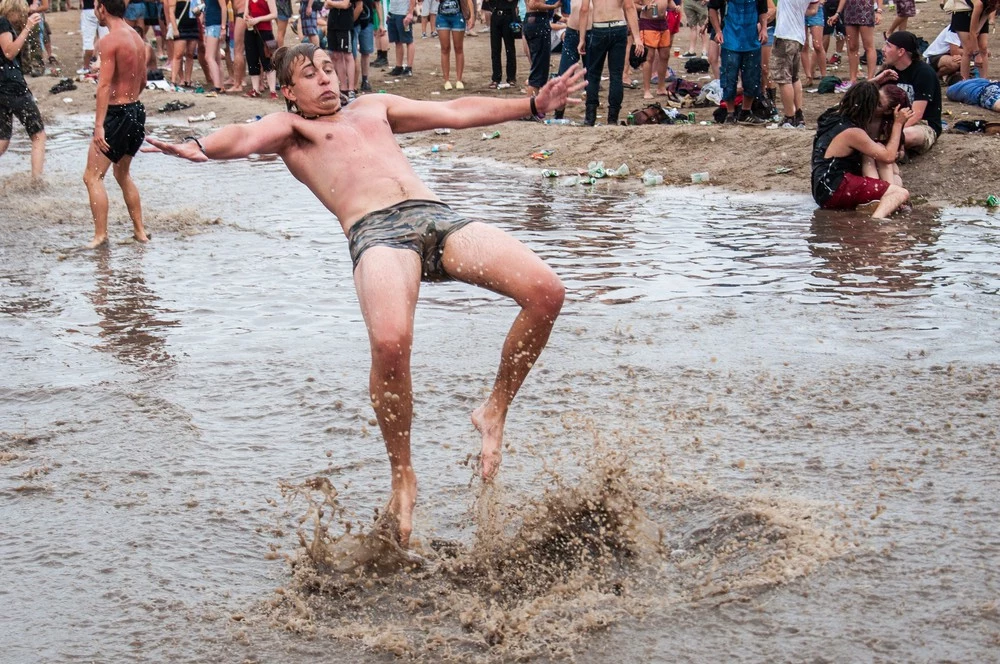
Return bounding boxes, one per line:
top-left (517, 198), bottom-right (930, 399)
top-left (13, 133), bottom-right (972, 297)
top-left (2, 130), bottom-right (1000, 661)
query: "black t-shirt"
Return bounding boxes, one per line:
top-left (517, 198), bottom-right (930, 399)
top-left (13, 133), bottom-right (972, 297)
top-left (354, 0), bottom-right (376, 26)
top-left (0, 17), bottom-right (28, 97)
top-left (328, 0), bottom-right (357, 30)
top-left (891, 59), bottom-right (943, 136)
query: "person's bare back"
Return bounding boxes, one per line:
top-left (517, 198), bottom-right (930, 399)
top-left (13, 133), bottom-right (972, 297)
top-left (100, 19), bottom-right (147, 103)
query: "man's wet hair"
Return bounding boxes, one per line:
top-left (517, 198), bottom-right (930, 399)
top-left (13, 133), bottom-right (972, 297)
top-left (838, 81), bottom-right (880, 129)
top-left (97, 0), bottom-right (126, 17)
top-left (272, 43), bottom-right (322, 112)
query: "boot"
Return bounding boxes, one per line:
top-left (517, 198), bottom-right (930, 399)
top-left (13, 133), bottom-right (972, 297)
top-left (584, 104), bottom-right (597, 126)
top-left (607, 107), bottom-right (620, 125)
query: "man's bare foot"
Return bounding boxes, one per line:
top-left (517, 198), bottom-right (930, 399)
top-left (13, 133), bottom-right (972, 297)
top-left (385, 472), bottom-right (417, 548)
top-left (471, 404), bottom-right (505, 480)
top-left (643, 92), bottom-right (654, 100)
top-left (655, 88), bottom-right (669, 96)
top-left (85, 235), bottom-right (108, 249)
top-left (134, 231), bottom-right (150, 243)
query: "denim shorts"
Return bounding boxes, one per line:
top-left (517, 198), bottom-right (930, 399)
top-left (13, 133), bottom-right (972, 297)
top-left (981, 83), bottom-right (1000, 110)
top-left (352, 22), bottom-right (375, 56)
top-left (124, 0), bottom-right (146, 20)
top-left (204, 23), bottom-right (222, 38)
top-left (805, 5), bottom-right (824, 28)
top-left (387, 12), bottom-right (414, 43)
top-left (436, 12), bottom-right (466, 31)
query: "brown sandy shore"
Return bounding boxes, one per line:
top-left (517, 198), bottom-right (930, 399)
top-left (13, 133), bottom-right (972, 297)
top-left (24, 4), bottom-right (1000, 207)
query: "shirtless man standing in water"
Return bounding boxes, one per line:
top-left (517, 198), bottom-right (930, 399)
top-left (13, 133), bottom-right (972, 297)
top-left (147, 44), bottom-right (586, 548)
top-left (84, 0), bottom-right (149, 248)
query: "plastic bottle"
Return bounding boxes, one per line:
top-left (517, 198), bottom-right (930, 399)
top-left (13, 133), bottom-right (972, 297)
top-left (587, 160), bottom-right (606, 178)
top-left (431, 143), bottom-right (453, 152)
top-left (609, 163), bottom-right (630, 177)
top-left (544, 118), bottom-right (573, 125)
top-left (641, 169), bottom-right (664, 186)
top-left (690, 171), bottom-right (710, 184)
top-left (627, 113), bottom-right (635, 125)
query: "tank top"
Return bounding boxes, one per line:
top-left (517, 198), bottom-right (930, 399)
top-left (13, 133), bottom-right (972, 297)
top-left (811, 110), bottom-right (862, 206)
top-left (248, 0), bottom-right (273, 32)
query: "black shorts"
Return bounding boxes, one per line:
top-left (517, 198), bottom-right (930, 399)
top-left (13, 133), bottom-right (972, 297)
top-left (0, 92), bottom-right (45, 141)
top-left (928, 53), bottom-right (944, 71)
top-left (144, 1), bottom-right (163, 25)
top-left (102, 101), bottom-right (146, 163)
top-left (328, 27), bottom-right (352, 52)
top-left (950, 11), bottom-right (989, 34)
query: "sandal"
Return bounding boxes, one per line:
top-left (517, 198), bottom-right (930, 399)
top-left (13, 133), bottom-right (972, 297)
top-left (488, 81), bottom-right (498, 89)
top-left (244, 89), bottom-right (261, 98)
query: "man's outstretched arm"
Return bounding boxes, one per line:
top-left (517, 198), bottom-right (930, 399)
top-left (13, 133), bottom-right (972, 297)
top-left (144, 113), bottom-right (298, 161)
top-left (382, 64), bottom-right (587, 134)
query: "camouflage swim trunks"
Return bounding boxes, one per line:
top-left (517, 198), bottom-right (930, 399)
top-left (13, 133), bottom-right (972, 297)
top-left (347, 199), bottom-right (474, 282)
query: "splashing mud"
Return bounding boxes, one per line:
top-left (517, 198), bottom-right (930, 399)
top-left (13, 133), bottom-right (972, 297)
top-left (263, 431), bottom-right (848, 661)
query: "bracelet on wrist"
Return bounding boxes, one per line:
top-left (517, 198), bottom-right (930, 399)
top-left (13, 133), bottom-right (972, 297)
top-left (184, 136), bottom-right (207, 156)
top-left (529, 95), bottom-right (544, 119)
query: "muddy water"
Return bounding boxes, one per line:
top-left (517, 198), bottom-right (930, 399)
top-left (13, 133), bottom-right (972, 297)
top-left (1, 122), bottom-right (999, 663)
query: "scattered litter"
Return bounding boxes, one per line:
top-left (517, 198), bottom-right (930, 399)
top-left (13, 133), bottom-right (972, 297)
top-left (690, 171), bottom-right (710, 184)
top-left (146, 79), bottom-right (174, 91)
top-left (531, 149), bottom-right (553, 160)
top-left (430, 143), bottom-right (453, 152)
top-left (481, 130), bottom-right (501, 140)
top-left (987, 195), bottom-right (999, 208)
top-left (641, 169), bottom-right (664, 186)
top-left (544, 118), bottom-right (573, 125)
top-left (244, 115), bottom-right (263, 123)
top-left (434, 128), bottom-right (451, 134)
top-left (62, 97), bottom-right (73, 103)
top-left (607, 163), bottom-right (630, 177)
top-left (158, 100), bottom-right (194, 113)
top-left (431, 91), bottom-right (440, 95)
top-left (587, 160), bottom-right (606, 178)
top-left (188, 111), bottom-right (216, 123)
top-left (541, 169), bottom-right (560, 177)
top-left (774, 166), bottom-right (792, 174)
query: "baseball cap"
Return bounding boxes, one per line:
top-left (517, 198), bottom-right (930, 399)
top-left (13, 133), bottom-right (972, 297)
top-left (886, 31), bottom-right (920, 56)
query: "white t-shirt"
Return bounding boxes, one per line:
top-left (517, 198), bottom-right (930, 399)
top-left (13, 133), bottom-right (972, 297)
top-left (774, 0), bottom-right (818, 45)
top-left (924, 26), bottom-right (961, 58)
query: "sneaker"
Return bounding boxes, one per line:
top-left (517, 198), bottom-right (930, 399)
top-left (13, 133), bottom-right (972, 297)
top-left (444, 80), bottom-right (453, 90)
top-left (76, 67), bottom-right (90, 75)
top-left (794, 109), bottom-right (805, 127)
top-left (455, 80), bottom-right (464, 90)
top-left (724, 112), bottom-right (738, 125)
top-left (388, 65), bottom-right (404, 76)
top-left (422, 32), bottom-right (428, 38)
top-left (372, 56), bottom-right (389, 68)
top-left (681, 51), bottom-right (696, 58)
top-left (431, 31), bottom-right (438, 37)
top-left (347, 90), bottom-right (356, 100)
top-left (497, 81), bottom-right (511, 89)
top-left (738, 110), bottom-right (767, 125)
top-left (360, 79), bottom-right (372, 92)
top-left (270, 91), bottom-right (279, 100)
top-left (402, 67), bottom-right (413, 76)
top-left (780, 116), bottom-right (797, 128)
top-left (834, 81), bottom-right (853, 93)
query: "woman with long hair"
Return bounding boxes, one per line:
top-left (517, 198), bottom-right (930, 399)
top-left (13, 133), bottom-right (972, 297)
top-left (811, 81), bottom-right (911, 218)
top-left (0, 0), bottom-right (46, 178)
top-left (827, 0), bottom-right (881, 91)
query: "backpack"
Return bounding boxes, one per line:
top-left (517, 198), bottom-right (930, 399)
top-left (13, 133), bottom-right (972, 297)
top-left (355, 0), bottom-right (374, 26)
top-left (630, 103), bottom-right (669, 125)
top-left (685, 57), bottom-right (710, 74)
top-left (667, 77), bottom-right (702, 98)
top-left (817, 75), bottom-right (841, 93)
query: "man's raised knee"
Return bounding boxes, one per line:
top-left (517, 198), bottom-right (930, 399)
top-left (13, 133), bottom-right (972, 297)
top-left (370, 329), bottom-right (413, 366)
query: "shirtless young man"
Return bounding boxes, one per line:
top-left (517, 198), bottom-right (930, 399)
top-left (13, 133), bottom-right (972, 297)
top-left (146, 44), bottom-right (586, 548)
top-left (577, 0), bottom-right (644, 126)
top-left (84, 0), bottom-right (149, 248)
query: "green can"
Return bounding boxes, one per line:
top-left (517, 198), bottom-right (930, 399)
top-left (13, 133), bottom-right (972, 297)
top-left (687, 112), bottom-right (696, 122)
top-left (987, 194), bottom-right (999, 207)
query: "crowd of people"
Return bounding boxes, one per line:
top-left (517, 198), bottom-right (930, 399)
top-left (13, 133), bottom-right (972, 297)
top-left (1, 0), bottom-right (999, 211)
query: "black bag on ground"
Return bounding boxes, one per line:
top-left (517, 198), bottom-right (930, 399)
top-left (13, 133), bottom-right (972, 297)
top-left (630, 103), bottom-right (669, 125)
top-left (684, 57), bottom-right (710, 73)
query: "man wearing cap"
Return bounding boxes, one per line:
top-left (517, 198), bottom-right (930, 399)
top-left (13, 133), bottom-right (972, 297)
top-left (876, 30), bottom-right (943, 156)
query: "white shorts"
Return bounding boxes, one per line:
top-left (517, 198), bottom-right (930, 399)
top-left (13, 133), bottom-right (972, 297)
top-left (420, 0), bottom-right (440, 16)
top-left (80, 9), bottom-right (110, 51)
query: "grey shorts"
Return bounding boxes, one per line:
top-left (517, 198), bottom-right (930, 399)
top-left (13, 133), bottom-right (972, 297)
top-left (347, 199), bottom-right (473, 282)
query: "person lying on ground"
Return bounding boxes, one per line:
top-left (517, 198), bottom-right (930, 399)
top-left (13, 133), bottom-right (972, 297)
top-left (947, 76), bottom-right (1000, 113)
top-left (812, 81), bottom-right (913, 219)
top-left (145, 44), bottom-right (587, 549)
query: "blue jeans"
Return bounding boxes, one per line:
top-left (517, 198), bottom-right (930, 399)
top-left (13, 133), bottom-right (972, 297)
top-left (720, 47), bottom-right (762, 103)
top-left (584, 24), bottom-right (628, 111)
top-left (558, 26), bottom-right (580, 75)
top-left (523, 13), bottom-right (551, 89)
